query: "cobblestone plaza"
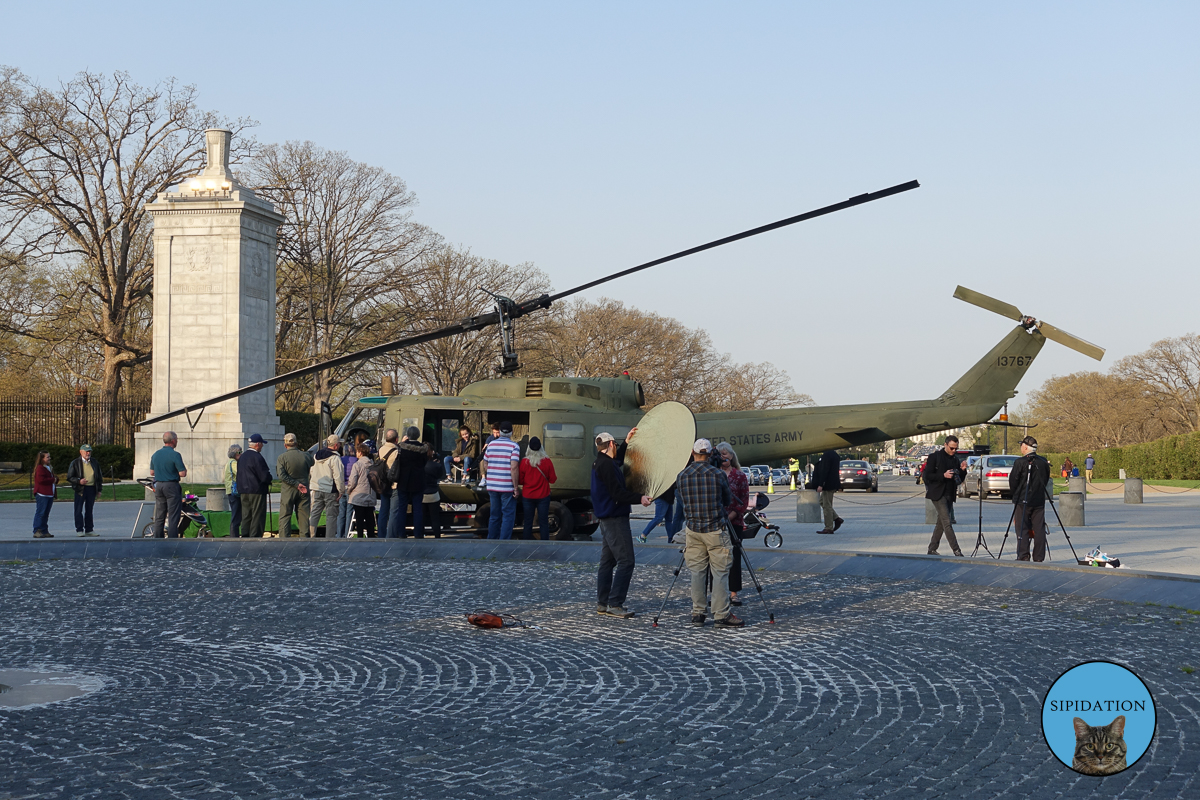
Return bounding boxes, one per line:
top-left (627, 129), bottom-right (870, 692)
top-left (2, 558), bottom-right (1198, 799)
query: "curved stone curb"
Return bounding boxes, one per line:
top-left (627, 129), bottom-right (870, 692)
top-left (3, 538), bottom-right (1198, 608)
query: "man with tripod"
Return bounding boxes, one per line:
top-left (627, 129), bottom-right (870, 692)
top-left (1009, 435), bottom-right (1051, 562)
top-left (677, 439), bottom-right (744, 628)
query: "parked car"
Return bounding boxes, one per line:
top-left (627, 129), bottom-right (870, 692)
top-left (839, 459), bottom-right (879, 492)
top-left (770, 468), bottom-right (789, 486)
top-left (962, 454), bottom-right (1019, 498)
top-left (739, 466), bottom-right (753, 484)
top-left (749, 465), bottom-right (771, 485)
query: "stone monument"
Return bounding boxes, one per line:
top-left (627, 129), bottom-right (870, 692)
top-left (134, 130), bottom-right (286, 484)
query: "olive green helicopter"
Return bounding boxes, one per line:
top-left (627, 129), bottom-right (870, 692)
top-left (143, 180), bottom-right (1104, 537)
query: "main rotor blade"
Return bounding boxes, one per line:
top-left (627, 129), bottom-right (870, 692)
top-left (953, 286), bottom-right (1023, 322)
top-left (140, 181), bottom-right (920, 427)
top-left (549, 180), bottom-right (920, 302)
top-left (1038, 321), bottom-right (1106, 361)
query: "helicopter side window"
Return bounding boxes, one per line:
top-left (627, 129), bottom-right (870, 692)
top-left (576, 384), bottom-right (601, 400)
top-left (549, 382), bottom-right (571, 395)
top-left (593, 425), bottom-right (631, 446)
top-left (543, 422), bottom-right (585, 459)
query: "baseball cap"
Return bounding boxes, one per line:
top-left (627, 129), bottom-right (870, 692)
top-left (249, 433), bottom-right (264, 444)
top-left (1020, 435), bottom-right (1038, 448)
top-left (283, 433), bottom-right (297, 445)
top-left (79, 444), bottom-right (93, 452)
top-left (595, 431), bottom-right (615, 446)
top-left (693, 438), bottom-right (712, 453)
top-left (499, 420), bottom-right (514, 434)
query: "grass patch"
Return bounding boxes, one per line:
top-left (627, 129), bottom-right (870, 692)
top-left (1183, 666), bottom-right (1195, 675)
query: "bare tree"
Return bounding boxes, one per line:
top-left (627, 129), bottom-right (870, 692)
top-left (248, 141), bottom-right (436, 414)
top-left (1025, 371), bottom-right (1172, 452)
top-left (1113, 334), bottom-right (1200, 434)
top-left (524, 297), bottom-right (814, 410)
top-left (0, 67), bottom-right (252, 441)
top-left (368, 246), bottom-right (552, 396)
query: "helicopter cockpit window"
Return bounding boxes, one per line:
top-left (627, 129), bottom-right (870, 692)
top-left (576, 383), bottom-right (601, 401)
top-left (543, 422), bottom-right (585, 459)
top-left (549, 382), bottom-right (571, 395)
top-left (593, 425), bottom-right (631, 445)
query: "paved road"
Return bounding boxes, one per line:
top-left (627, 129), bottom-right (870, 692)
top-left (632, 476), bottom-right (1200, 577)
top-left (1, 559), bottom-right (1197, 798)
top-left (5, 475), bottom-right (1199, 576)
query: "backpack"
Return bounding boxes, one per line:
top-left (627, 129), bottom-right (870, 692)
top-left (367, 460), bottom-right (389, 496)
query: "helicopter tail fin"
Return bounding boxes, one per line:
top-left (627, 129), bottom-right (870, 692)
top-left (937, 324), bottom-right (1045, 410)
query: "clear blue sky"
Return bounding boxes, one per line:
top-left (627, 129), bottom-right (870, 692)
top-left (7, 2), bottom-right (1198, 406)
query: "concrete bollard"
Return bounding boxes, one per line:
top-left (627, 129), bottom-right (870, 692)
top-left (206, 487), bottom-right (228, 513)
top-left (796, 490), bottom-right (822, 523)
top-left (925, 499), bottom-right (938, 524)
top-left (1068, 476), bottom-right (1087, 495)
top-left (1124, 478), bottom-right (1143, 504)
top-left (1058, 492), bottom-right (1085, 526)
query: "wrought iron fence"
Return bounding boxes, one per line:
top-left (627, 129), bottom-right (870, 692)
top-left (0, 391), bottom-right (149, 447)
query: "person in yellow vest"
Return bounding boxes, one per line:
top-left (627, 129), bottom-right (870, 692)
top-left (788, 457), bottom-right (800, 488)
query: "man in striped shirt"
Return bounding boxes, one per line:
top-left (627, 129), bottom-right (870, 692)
top-left (481, 420), bottom-right (522, 539)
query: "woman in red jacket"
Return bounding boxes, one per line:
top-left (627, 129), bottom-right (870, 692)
top-left (32, 450), bottom-right (58, 538)
top-left (518, 437), bottom-right (557, 540)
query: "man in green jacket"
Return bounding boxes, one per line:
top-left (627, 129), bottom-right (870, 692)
top-left (277, 433), bottom-right (314, 538)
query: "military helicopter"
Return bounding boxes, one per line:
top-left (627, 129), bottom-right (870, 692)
top-left (142, 180), bottom-right (1104, 537)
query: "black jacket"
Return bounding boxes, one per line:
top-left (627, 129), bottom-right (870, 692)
top-left (67, 457), bottom-right (104, 490)
top-left (811, 450), bottom-right (841, 491)
top-left (423, 457), bottom-right (446, 495)
top-left (1009, 453), bottom-right (1051, 508)
top-left (591, 442), bottom-right (642, 518)
top-left (923, 449), bottom-right (964, 502)
top-left (237, 448), bottom-right (273, 495)
top-left (387, 441), bottom-right (429, 494)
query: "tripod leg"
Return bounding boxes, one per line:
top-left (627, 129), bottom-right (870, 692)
top-left (1044, 488), bottom-right (1080, 562)
top-left (736, 538), bottom-right (776, 624)
top-left (652, 550), bottom-right (689, 628)
top-left (997, 506), bottom-right (1015, 559)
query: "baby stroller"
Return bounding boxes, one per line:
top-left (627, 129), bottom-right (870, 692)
top-left (137, 477), bottom-right (212, 538)
top-left (740, 492), bottom-right (782, 549)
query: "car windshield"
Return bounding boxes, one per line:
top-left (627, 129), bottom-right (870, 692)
top-left (986, 456), bottom-right (1019, 468)
top-left (841, 461), bottom-right (868, 469)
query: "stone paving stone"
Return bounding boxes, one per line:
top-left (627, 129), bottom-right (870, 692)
top-left (0, 559), bottom-right (1197, 799)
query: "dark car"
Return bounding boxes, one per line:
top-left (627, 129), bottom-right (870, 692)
top-left (839, 460), bottom-right (879, 492)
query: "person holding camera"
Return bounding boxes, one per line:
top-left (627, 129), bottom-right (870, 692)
top-left (924, 435), bottom-right (966, 556)
top-left (677, 438), bottom-right (743, 628)
top-left (811, 449), bottom-right (843, 534)
top-left (1009, 435), bottom-right (1051, 562)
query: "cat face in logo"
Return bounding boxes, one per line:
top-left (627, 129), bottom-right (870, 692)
top-left (1072, 715), bottom-right (1128, 775)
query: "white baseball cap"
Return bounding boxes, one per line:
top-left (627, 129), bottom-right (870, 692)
top-left (693, 438), bottom-right (712, 453)
top-left (595, 432), bottom-right (615, 445)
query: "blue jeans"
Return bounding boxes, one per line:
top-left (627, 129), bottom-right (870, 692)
top-left (32, 495), bottom-right (54, 534)
top-left (337, 495), bottom-right (349, 538)
top-left (597, 516), bottom-right (636, 608)
top-left (639, 497), bottom-right (674, 539)
top-left (228, 493), bottom-right (242, 537)
top-left (378, 488), bottom-right (395, 539)
top-left (522, 496), bottom-right (551, 540)
top-left (671, 494), bottom-right (686, 542)
top-left (487, 491), bottom-right (517, 539)
top-left (389, 491), bottom-right (424, 538)
top-left (444, 455), bottom-right (473, 480)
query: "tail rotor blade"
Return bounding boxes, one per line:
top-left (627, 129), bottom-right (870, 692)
top-left (953, 286), bottom-right (1024, 322)
top-left (1038, 321), bottom-right (1106, 361)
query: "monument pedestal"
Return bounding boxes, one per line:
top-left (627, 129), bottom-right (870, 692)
top-left (134, 129), bottom-right (286, 484)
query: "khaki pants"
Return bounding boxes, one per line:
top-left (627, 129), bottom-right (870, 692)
top-left (685, 526), bottom-right (733, 620)
top-left (279, 483), bottom-right (310, 537)
top-left (1086, 469), bottom-right (1093, 482)
top-left (819, 489), bottom-right (838, 529)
